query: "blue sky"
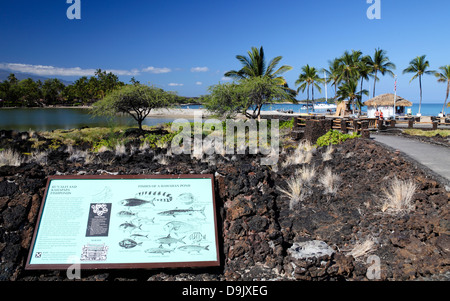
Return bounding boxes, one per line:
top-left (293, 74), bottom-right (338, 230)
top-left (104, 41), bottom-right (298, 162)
top-left (0, 0), bottom-right (449, 103)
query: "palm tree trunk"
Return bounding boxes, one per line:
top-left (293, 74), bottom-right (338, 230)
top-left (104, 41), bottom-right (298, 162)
top-left (442, 81), bottom-right (449, 115)
top-left (312, 84), bottom-right (315, 112)
top-left (373, 70), bottom-right (378, 98)
top-left (419, 74), bottom-right (422, 115)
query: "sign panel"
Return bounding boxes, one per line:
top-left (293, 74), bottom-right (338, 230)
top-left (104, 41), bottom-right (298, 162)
top-left (26, 174), bottom-right (220, 270)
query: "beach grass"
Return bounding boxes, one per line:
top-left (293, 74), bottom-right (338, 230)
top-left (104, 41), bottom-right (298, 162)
top-left (403, 129), bottom-right (450, 137)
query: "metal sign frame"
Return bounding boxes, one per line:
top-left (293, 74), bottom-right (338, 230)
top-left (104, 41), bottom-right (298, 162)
top-left (25, 174), bottom-right (220, 270)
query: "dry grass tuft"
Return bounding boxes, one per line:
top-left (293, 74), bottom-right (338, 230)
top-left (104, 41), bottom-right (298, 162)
top-left (277, 175), bottom-right (305, 210)
top-left (0, 149), bottom-right (22, 167)
top-left (298, 164), bottom-right (316, 183)
top-left (322, 145), bottom-right (334, 161)
top-left (115, 144), bottom-right (127, 156)
top-left (30, 151), bottom-right (48, 165)
top-left (347, 237), bottom-right (377, 260)
top-left (282, 140), bottom-right (315, 167)
top-left (319, 167), bottom-right (341, 195)
top-left (380, 177), bottom-right (417, 213)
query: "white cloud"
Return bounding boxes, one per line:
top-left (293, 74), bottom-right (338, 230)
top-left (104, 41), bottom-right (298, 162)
top-left (0, 63), bottom-right (98, 77)
top-left (0, 63), bottom-right (171, 77)
top-left (168, 83), bottom-right (184, 87)
top-left (221, 76), bottom-right (232, 81)
top-left (191, 66), bottom-right (209, 73)
top-left (141, 66), bottom-right (172, 74)
top-left (195, 81), bottom-right (203, 85)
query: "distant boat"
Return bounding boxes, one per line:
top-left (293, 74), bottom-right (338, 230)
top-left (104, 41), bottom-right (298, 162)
top-left (313, 103), bottom-right (337, 110)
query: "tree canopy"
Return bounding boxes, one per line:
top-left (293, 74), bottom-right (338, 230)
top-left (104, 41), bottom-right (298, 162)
top-left (91, 84), bottom-right (176, 131)
top-left (205, 76), bottom-right (291, 119)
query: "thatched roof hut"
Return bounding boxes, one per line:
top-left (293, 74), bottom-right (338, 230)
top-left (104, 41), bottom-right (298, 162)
top-left (364, 93), bottom-right (412, 118)
top-left (364, 93), bottom-right (412, 107)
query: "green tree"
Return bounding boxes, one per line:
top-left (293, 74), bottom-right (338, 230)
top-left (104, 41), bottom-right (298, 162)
top-left (366, 48), bottom-right (396, 98)
top-left (1, 74), bottom-right (22, 105)
top-left (19, 78), bottom-right (42, 106)
top-left (356, 56), bottom-right (373, 103)
top-left (337, 50), bottom-right (362, 84)
top-left (435, 65), bottom-right (450, 115)
top-left (403, 55), bottom-right (435, 115)
top-left (7, 73), bottom-right (19, 85)
top-left (336, 79), bottom-right (368, 114)
top-left (224, 46), bottom-right (292, 85)
top-left (323, 58), bottom-right (342, 101)
top-left (42, 79), bottom-right (65, 105)
top-left (295, 65), bottom-right (323, 113)
top-left (91, 84), bottom-right (176, 131)
top-left (206, 76), bottom-right (291, 119)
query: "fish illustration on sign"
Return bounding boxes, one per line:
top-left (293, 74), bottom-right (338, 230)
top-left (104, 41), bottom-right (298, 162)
top-left (164, 221), bottom-right (197, 236)
top-left (117, 210), bottom-right (137, 218)
top-left (130, 233), bottom-right (150, 241)
top-left (189, 232), bottom-right (206, 243)
top-left (135, 191), bottom-right (172, 204)
top-left (132, 216), bottom-right (155, 225)
top-left (120, 198), bottom-right (154, 207)
top-left (156, 234), bottom-right (186, 246)
top-left (145, 245), bottom-right (174, 255)
top-left (175, 193), bottom-right (196, 205)
top-left (119, 239), bottom-right (142, 249)
top-left (178, 245), bottom-right (209, 254)
top-left (119, 221), bottom-right (142, 232)
top-left (157, 207), bottom-right (205, 218)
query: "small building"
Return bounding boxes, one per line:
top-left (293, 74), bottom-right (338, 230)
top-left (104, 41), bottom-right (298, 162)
top-left (364, 93), bottom-right (413, 119)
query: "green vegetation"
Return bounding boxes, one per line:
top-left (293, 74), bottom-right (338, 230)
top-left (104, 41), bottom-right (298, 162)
top-left (295, 65), bottom-right (323, 113)
top-left (224, 46), bottom-right (293, 86)
top-left (366, 48), bottom-right (396, 98)
top-left (205, 76), bottom-right (293, 119)
top-left (435, 65), bottom-right (450, 114)
top-left (91, 84), bottom-right (176, 131)
top-left (403, 55), bottom-right (435, 115)
top-left (0, 69), bottom-right (124, 107)
top-left (308, 48), bottom-right (396, 113)
top-left (315, 130), bottom-right (360, 147)
top-left (403, 129), bottom-right (450, 137)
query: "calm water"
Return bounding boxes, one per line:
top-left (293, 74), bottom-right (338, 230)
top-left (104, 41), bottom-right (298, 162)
top-left (0, 103), bottom-right (446, 131)
top-left (183, 103), bottom-right (447, 116)
top-left (0, 108), bottom-right (178, 131)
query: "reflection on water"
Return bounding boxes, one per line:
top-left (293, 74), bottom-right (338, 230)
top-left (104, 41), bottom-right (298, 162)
top-left (0, 108), bottom-right (180, 132)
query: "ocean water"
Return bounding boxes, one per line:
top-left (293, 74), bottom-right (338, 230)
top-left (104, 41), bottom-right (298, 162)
top-left (181, 103), bottom-right (448, 116)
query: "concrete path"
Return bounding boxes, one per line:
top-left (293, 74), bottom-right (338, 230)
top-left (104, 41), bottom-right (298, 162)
top-left (371, 134), bottom-right (450, 185)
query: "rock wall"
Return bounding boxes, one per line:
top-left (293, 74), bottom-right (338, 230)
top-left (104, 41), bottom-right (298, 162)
top-left (0, 136), bottom-right (449, 281)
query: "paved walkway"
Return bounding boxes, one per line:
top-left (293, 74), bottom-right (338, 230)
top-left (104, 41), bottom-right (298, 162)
top-left (371, 134), bottom-right (450, 185)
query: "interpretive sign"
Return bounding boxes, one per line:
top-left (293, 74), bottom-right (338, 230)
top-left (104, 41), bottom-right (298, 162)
top-left (26, 174), bottom-right (220, 270)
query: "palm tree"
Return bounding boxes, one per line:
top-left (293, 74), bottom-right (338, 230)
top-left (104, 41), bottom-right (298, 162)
top-left (356, 56), bottom-right (373, 104)
top-left (323, 58), bottom-right (342, 101)
top-left (367, 48), bottom-right (396, 97)
top-left (435, 65), bottom-right (450, 115)
top-left (403, 55), bottom-right (435, 115)
top-left (224, 46), bottom-right (292, 85)
top-left (336, 79), bottom-right (368, 114)
top-left (337, 50), bottom-right (362, 84)
top-left (295, 65), bottom-right (323, 113)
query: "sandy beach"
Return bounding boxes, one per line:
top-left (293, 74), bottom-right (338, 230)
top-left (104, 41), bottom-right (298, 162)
top-left (145, 107), bottom-right (310, 120)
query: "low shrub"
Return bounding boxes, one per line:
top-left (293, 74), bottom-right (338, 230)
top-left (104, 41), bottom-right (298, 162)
top-left (316, 130), bottom-right (360, 147)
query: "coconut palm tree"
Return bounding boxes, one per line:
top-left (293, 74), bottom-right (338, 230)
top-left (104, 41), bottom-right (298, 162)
top-left (295, 65), bottom-right (323, 113)
top-left (323, 58), bottom-right (342, 101)
top-left (224, 46), bottom-right (292, 85)
top-left (435, 65), bottom-right (450, 115)
top-left (337, 50), bottom-right (362, 84)
top-left (356, 55), bottom-right (373, 104)
top-left (403, 55), bottom-right (435, 115)
top-left (336, 79), bottom-right (368, 114)
top-left (366, 48), bottom-right (396, 97)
